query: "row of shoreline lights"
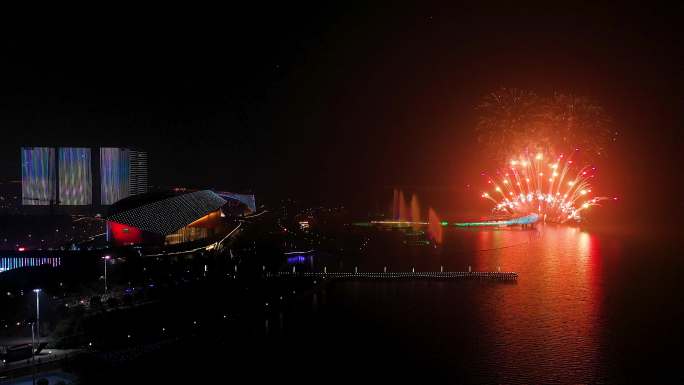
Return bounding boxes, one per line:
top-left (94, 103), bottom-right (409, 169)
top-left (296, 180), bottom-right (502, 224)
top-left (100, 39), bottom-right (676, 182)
top-left (286, 265), bottom-right (511, 274)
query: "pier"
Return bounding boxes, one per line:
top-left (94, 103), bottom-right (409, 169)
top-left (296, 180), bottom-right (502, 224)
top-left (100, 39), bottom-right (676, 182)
top-left (266, 270), bottom-right (518, 282)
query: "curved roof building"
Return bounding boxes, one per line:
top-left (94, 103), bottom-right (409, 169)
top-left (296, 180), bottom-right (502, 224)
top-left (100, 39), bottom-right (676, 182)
top-left (106, 190), bottom-right (227, 246)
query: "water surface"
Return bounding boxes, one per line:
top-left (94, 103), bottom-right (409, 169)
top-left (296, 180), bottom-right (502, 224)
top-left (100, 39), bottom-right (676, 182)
top-left (272, 225), bottom-right (683, 383)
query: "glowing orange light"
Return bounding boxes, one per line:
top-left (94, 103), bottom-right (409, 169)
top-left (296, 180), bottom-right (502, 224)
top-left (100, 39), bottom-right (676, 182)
top-left (479, 149), bottom-right (612, 223)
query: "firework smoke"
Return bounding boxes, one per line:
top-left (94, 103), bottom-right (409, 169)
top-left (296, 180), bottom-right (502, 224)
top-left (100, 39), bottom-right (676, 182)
top-left (475, 88), bottom-right (617, 162)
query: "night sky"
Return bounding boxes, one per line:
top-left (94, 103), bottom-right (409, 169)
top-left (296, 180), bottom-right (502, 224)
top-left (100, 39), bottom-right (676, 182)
top-left (1, 4), bottom-right (682, 222)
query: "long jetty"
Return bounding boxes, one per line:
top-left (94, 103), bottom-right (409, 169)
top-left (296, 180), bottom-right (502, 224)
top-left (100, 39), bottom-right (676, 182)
top-left (266, 270), bottom-right (518, 282)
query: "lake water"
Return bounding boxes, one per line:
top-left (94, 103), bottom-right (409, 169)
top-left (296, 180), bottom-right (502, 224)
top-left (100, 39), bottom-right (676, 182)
top-left (58, 223), bottom-right (683, 384)
top-left (268, 224), bottom-right (683, 383)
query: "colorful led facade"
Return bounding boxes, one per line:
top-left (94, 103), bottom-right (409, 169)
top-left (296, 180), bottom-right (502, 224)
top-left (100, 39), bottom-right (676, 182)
top-left (0, 257), bottom-right (61, 274)
top-left (21, 147), bottom-right (56, 205)
top-left (58, 147), bottom-right (92, 205)
top-left (21, 146), bottom-right (147, 208)
top-left (100, 147), bottom-right (131, 205)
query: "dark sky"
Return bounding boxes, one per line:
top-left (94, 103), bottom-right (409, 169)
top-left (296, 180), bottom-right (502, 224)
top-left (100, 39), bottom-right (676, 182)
top-left (1, 4), bottom-right (682, 221)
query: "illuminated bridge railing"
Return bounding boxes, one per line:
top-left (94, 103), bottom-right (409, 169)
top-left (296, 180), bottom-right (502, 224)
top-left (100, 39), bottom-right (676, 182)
top-left (0, 257), bottom-right (61, 274)
top-left (356, 214), bottom-right (540, 228)
top-left (454, 213), bottom-right (540, 227)
top-left (266, 271), bottom-right (518, 281)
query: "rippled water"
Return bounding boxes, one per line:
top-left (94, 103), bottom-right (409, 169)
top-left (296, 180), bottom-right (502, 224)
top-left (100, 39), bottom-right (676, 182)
top-left (273, 225), bottom-right (683, 383)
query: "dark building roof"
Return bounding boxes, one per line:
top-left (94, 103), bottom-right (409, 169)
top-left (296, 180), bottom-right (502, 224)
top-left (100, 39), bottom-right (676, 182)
top-left (108, 190), bottom-right (179, 213)
top-left (106, 190), bottom-right (226, 235)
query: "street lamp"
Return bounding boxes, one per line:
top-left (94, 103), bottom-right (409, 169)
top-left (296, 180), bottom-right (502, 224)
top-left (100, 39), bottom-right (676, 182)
top-left (103, 256), bottom-right (111, 294)
top-left (33, 289), bottom-right (41, 350)
top-left (31, 322), bottom-right (35, 360)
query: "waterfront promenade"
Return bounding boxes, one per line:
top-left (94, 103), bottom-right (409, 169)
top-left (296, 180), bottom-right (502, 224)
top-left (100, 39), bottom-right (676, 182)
top-left (267, 270), bottom-right (518, 281)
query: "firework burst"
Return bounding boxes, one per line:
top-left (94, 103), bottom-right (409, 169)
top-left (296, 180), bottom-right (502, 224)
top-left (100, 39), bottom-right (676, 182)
top-left (481, 149), bottom-right (614, 223)
top-left (475, 88), bottom-right (617, 162)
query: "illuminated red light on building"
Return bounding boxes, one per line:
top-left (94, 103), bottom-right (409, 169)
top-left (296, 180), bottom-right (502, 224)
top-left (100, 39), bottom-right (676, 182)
top-left (108, 221), bottom-right (144, 245)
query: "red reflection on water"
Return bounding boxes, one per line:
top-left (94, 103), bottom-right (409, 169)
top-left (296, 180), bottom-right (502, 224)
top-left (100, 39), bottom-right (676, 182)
top-left (464, 225), bottom-right (605, 382)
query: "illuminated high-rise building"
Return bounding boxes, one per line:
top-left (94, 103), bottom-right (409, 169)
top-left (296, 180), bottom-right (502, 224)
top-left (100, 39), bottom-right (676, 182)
top-left (21, 146), bottom-right (147, 208)
top-left (100, 148), bottom-right (131, 205)
top-left (58, 147), bottom-right (92, 205)
top-left (129, 150), bottom-right (148, 196)
top-left (21, 147), bottom-right (57, 205)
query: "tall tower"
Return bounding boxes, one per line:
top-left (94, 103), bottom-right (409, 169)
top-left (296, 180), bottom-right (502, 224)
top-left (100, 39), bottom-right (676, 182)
top-left (129, 150), bottom-right (148, 196)
top-left (58, 147), bottom-right (92, 205)
top-left (21, 147), bottom-right (57, 205)
top-left (21, 146), bottom-right (147, 207)
top-left (100, 148), bottom-right (131, 205)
